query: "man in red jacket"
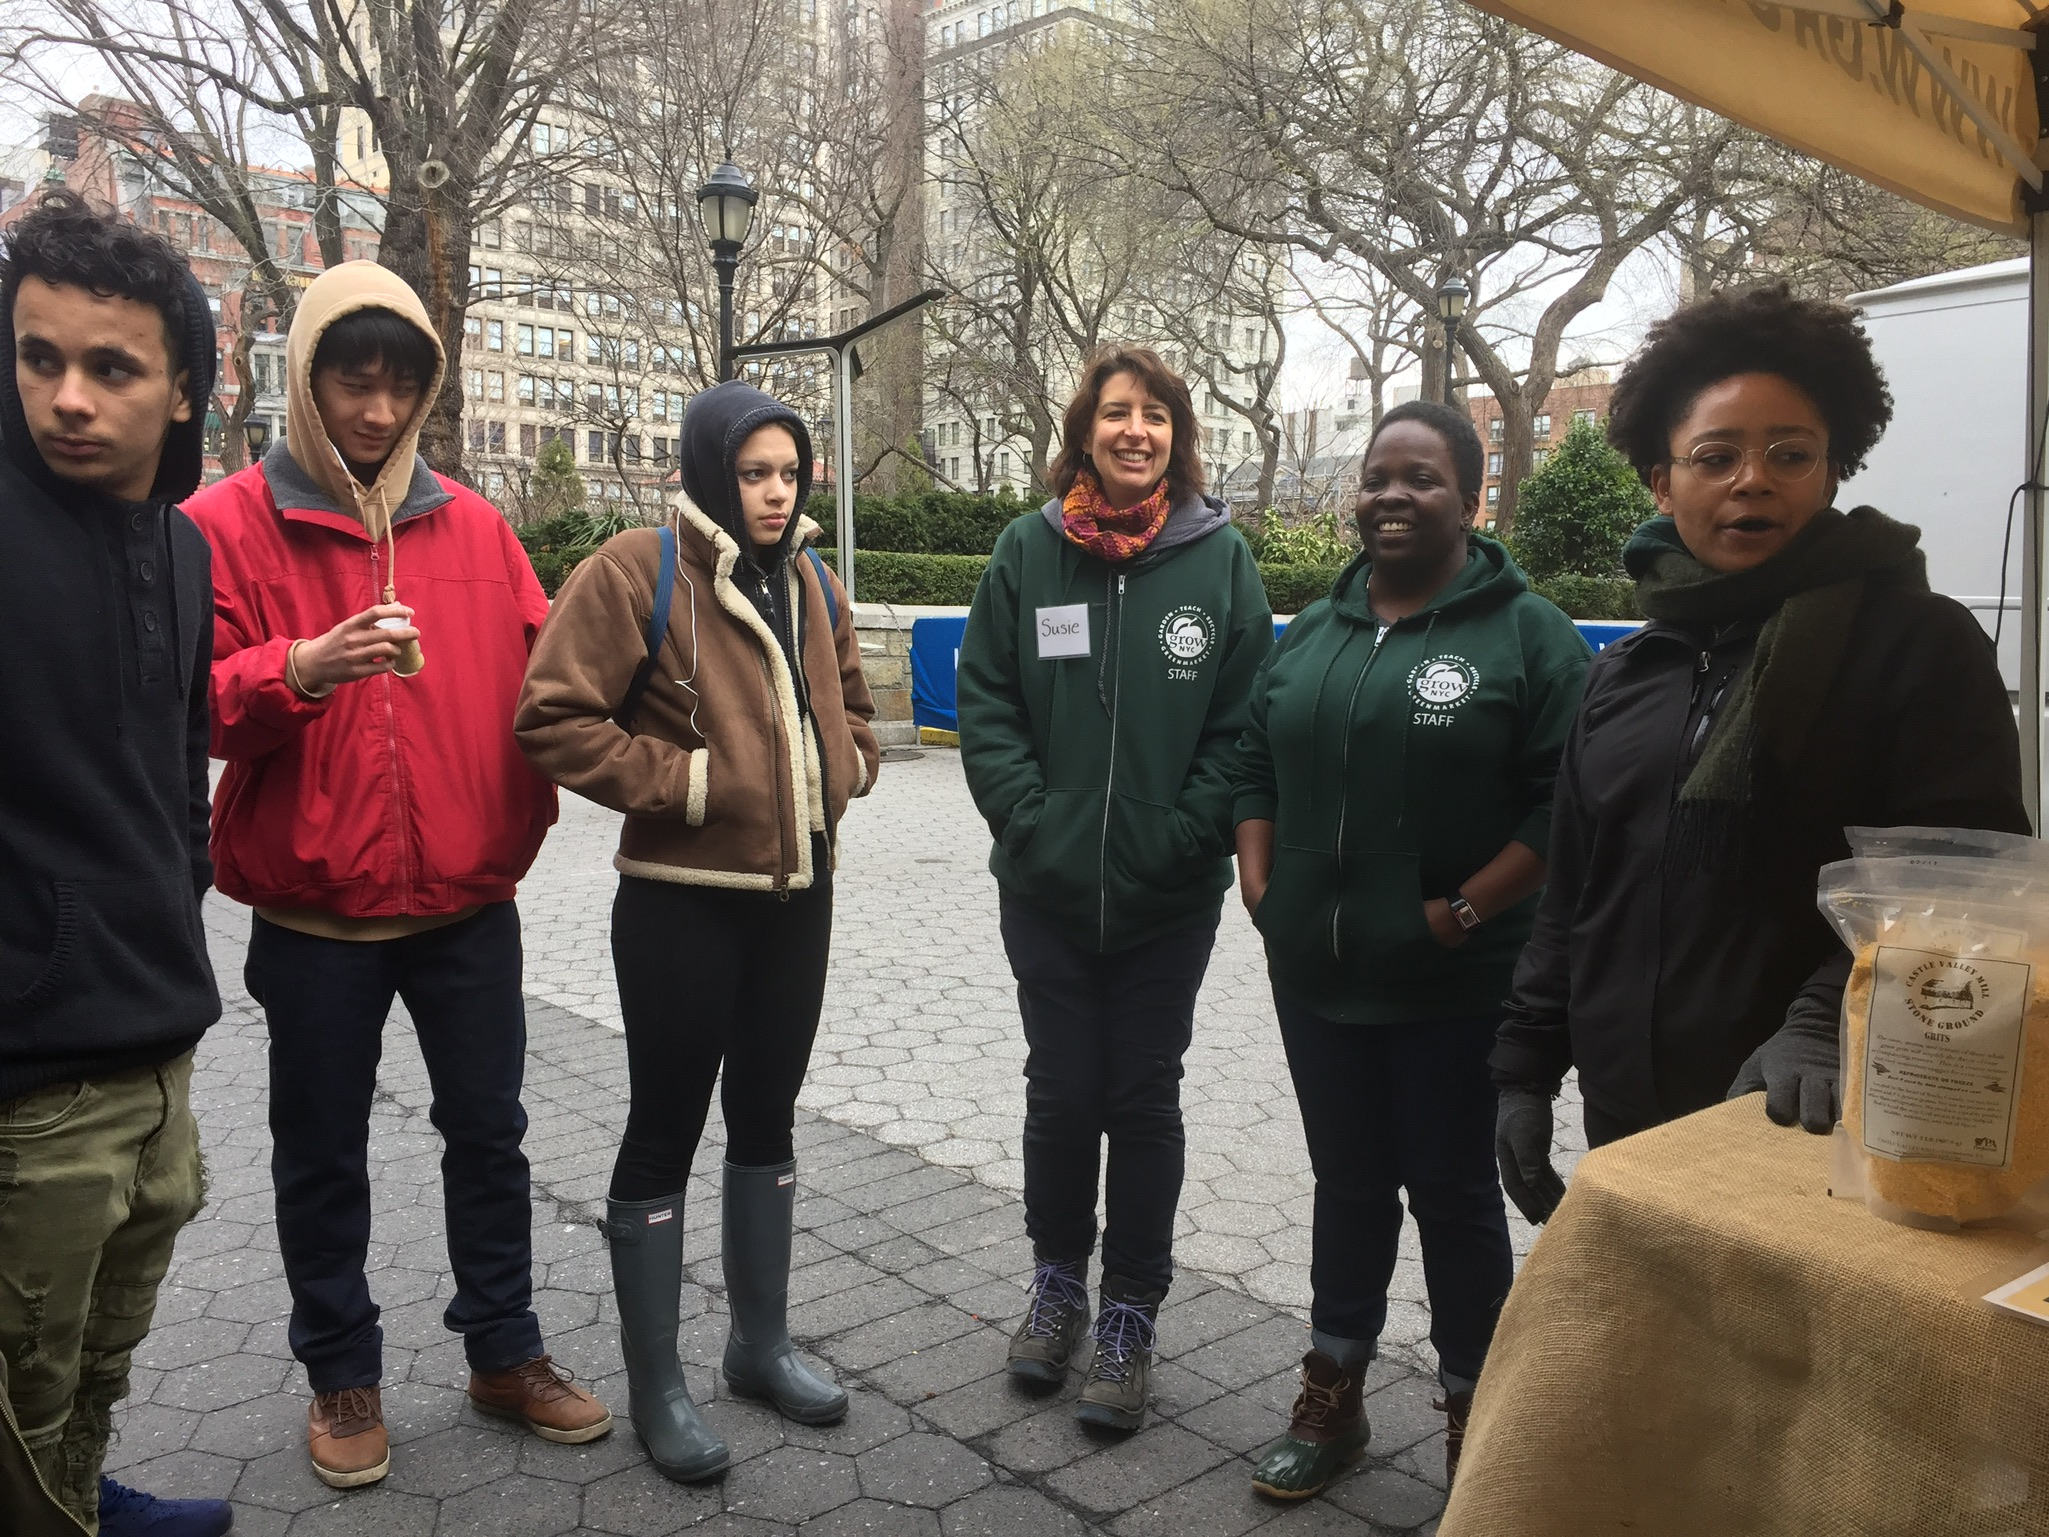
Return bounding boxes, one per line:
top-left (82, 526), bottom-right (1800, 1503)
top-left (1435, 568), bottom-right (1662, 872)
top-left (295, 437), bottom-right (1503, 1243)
top-left (183, 262), bottom-right (607, 1490)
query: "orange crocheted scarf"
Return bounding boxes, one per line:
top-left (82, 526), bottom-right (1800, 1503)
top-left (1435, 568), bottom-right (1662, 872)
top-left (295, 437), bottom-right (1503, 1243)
top-left (1059, 469), bottom-right (1172, 562)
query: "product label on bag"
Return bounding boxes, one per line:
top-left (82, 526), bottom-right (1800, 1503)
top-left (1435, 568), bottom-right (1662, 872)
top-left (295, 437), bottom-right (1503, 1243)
top-left (1862, 945), bottom-right (2030, 1168)
top-left (1036, 604), bottom-right (1090, 659)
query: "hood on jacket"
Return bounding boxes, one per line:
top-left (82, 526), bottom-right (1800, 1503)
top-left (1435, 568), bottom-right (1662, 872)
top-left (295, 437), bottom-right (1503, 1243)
top-left (1326, 532), bottom-right (1528, 624)
top-left (1037, 486), bottom-right (1234, 560)
top-left (284, 260), bottom-right (447, 539)
top-left (0, 261), bottom-right (217, 502)
top-left (678, 380), bottom-right (815, 566)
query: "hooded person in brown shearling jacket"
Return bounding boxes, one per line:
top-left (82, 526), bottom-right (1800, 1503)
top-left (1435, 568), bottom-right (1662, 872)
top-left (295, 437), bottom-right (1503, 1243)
top-left (516, 381), bottom-right (877, 1484)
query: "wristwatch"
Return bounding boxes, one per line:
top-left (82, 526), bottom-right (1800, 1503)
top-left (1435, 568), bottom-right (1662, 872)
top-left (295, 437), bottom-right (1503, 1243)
top-left (1448, 894), bottom-right (1483, 932)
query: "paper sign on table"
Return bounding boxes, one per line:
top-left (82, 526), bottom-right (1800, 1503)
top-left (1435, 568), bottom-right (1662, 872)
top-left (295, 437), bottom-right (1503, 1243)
top-left (1983, 1258), bottom-right (2049, 1326)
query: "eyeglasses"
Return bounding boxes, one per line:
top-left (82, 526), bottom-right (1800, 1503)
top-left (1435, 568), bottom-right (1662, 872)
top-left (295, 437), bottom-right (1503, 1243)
top-left (1670, 440), bottom-right (1826, 486)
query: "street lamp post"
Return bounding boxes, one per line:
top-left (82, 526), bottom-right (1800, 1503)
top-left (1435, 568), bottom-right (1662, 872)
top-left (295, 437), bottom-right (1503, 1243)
top-left (695, 162), bottom-right (759, 382)
top-left (1436, 276), bottom-right (1469, 407)
top-left (242, 416), bottom-right (272, 465)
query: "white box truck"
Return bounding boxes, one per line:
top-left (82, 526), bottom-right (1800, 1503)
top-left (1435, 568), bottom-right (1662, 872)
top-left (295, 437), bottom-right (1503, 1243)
top-left (1842, 258), bottom-right (2029, 693)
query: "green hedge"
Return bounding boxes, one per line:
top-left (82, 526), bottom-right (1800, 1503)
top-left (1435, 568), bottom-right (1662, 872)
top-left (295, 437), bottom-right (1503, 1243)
top-left (845, 551), bottom-right (990, 606)
top-left (1530, 574), bottom-right (1642, 621)
top-left (810, 490), bottom-right (1030, 557)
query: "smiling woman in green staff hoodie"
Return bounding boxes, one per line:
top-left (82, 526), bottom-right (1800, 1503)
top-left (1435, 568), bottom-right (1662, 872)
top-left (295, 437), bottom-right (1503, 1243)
top-left (958, 346), bottom-right (1272, 1432)
top-left (1233, 400), bottom-right (1589, 1499)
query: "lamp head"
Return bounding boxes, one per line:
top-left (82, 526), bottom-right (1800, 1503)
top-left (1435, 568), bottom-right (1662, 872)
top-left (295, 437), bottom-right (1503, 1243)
top-left (1437, 275), bottom-right (1469, 324)
top-left (696, 162), bottom-right (758, 251)
top-left (244, 416), bottom-right (272, 457)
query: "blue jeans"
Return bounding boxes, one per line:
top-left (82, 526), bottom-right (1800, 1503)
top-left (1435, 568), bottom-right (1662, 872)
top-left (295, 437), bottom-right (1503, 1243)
top-left (245, 904), bottom-right (543, 1391)
top-left (1274, 998), bottom-right (1512, 1387)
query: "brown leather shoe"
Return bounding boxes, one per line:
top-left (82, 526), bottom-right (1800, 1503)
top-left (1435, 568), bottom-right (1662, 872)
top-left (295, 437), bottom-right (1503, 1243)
top-left (468, 1355), bottom-right (614, 1444)
top-left (308, 1385), bottom-right (390, 1489)
top-left (1436, 1389), bottom-right (1475, 1484)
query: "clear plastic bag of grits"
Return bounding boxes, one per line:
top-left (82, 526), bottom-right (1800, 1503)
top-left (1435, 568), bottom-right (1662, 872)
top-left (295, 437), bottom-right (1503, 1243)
top-left (1819, 849), bottom-right (2049, 1230)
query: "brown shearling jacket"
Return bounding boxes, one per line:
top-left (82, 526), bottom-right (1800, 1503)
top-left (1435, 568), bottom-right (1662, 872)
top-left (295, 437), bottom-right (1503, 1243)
top-left (515, 504), bottom-right (879, 892)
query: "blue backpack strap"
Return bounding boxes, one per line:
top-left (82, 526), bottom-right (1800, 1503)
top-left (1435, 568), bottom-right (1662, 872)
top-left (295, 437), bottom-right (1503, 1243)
top-left (614, 523), bottom-right (676, 732)
top-left (805, 546), bottom-right (840, 636)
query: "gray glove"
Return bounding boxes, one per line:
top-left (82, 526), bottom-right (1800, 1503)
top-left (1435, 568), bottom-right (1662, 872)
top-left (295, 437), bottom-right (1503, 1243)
top-left (1728, 1016), bottom-right (1839, 1134)
top-left (1495, 1085), bottom-right (1566, 1225)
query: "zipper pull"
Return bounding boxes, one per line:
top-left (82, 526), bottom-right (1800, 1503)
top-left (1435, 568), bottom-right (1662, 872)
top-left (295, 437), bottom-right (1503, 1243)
top-left (1697, 650), bottom-right (1711, 674)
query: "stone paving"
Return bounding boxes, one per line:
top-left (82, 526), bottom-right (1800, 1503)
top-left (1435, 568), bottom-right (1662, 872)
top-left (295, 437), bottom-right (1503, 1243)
top-left (103, 748), bottom-right (1590, 1533)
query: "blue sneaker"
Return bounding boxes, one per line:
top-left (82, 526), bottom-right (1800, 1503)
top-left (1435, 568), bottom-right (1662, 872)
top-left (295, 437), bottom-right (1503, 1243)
top-left (96, 1477), bottom-right (233, 1536)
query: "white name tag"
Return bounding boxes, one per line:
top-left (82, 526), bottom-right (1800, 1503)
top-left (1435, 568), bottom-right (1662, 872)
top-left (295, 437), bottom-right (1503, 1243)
top-left (1036, 604), bottom-right (1091, 659)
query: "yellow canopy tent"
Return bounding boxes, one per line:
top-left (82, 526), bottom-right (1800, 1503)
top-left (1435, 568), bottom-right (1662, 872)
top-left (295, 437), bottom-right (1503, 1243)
top-left (1465, 0), bottom-right (2049, 820)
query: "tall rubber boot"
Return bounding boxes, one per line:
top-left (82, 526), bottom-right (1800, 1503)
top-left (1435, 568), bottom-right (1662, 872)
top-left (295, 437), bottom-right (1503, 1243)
top-left (604, 1194), bottom-right (730, 1482)
top-left (720, 1160), bottom-right (848, 1424)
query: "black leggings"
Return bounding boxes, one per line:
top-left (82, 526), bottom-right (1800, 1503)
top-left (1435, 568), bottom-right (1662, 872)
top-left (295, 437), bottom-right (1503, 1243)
top-left (608, 865), bottom-right (833, 1202)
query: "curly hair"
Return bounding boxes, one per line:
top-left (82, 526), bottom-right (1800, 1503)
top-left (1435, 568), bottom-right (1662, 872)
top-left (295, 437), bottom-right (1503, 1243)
top-left (1606, 284), bottom-right (1893, 485)
top-left (1368, 398), bottom-right (1485, 501)
top-left (1, 188), bottom-right (193, 375)
top-left (1049, 345), bottom-right (1205, 503)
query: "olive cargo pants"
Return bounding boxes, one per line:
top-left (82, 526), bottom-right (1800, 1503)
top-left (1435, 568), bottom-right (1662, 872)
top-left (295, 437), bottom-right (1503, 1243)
top-left (0, 1053), bottom-right (203, 1532)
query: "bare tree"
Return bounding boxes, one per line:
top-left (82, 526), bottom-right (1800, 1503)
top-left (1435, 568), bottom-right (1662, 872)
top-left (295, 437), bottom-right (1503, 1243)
top-left (10, 0), bottom-right (611, 478)
top-left (1134, 0), bottom-right (1747, 533)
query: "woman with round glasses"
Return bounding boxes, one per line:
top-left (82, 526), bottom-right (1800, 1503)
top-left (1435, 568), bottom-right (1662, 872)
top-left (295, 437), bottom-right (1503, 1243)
top-left (1490, 284), bottom-right (2030, 1225)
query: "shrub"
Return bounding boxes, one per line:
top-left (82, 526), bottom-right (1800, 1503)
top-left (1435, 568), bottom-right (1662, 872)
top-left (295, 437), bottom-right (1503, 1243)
top-left (1508, 417), bottom-right (1654, 580)
top-left (847, 551), bottom-right (990, 605)
top-left (517, 505), bottom-right (652, 595)
top-left (811, 489), bottom-right (1029, 557)
top-left (1260, 562), bottom-right (1345, 616)
top-left (1238, 509), bottom-right (1357, 568)
top-left (1531, 574), bottom-right (1642, 621)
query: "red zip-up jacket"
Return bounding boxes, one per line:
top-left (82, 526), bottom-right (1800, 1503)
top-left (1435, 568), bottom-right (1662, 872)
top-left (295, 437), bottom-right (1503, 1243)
top-left (184, 445), bottom-right (557, 917)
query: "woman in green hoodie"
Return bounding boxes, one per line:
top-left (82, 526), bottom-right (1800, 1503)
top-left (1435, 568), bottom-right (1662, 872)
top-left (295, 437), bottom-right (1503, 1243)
top-left (1233, 400), bottom-right (1589, 1498)
top-left (958, 347), bottom-right (1272, 1432)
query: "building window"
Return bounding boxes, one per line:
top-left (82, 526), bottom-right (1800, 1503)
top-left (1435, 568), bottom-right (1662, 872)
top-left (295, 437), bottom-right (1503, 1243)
top-left (1532, 448), bottom-right (1551, 470)
top-left (486, 320), bottom-right (503, 351)
top-left (1487, 452), bottom-right (1502, 476)
top-left (998, 451), bottom-right (1010, 477)
top-left (1242, 431), bottom-right (1253, 454)
top-left (516, 323), bottom-right (535, 355)
top-left (518, 375), bottom-right (536, 405)
top-left (465, 315), bottom-right (482, 345)
top-left (1489, 417), bottom-right (1503, 443)
top-left (1573, 408), bottom-right (1596, 427)
top-left (467, 368), bottom-right (484, 401)
top-left (1486, 484), bottom-right (1500, 507)
top-left (1533, 413), bottom-right (1551, 438)
top-left (468, 420), bottom-right (486, 451)
top-left (487, 421), bottom-right (506, 453)
top-left (623, 436), bottom-right (642, 464)
top-left (520, 423), bottom-right (537, 456)
top-left (488, 371), bottom-right (504, 403)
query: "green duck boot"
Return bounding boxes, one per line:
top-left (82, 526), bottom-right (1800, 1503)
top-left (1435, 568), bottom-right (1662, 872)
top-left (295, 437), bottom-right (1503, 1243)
top-left (721, 1160), bottom-right (848, 1425)
top-left (1251, 1349), bottom-right (1370, 1500)
top-left (605, 1194), bottom-right (731, 1483)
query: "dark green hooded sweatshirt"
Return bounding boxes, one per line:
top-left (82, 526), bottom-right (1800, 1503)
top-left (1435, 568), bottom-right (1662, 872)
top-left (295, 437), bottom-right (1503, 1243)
top-left (1233, 535), bottom-right (1589, 1023)
top-left (959, 493), bottom-right (1273, 953)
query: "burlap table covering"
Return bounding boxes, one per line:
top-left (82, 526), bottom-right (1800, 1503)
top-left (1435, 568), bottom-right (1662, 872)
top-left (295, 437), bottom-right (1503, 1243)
top-left (1440, 1094), bottom-right (2049, 1536)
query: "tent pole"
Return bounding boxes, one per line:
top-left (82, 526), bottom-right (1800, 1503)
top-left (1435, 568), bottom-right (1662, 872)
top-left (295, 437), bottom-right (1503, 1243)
top-left (2026, 211), bottom-right (2048, 832)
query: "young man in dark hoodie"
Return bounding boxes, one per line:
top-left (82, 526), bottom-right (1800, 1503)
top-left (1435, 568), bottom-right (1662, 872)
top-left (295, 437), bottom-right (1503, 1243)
top-left (0, 190), bottom-right (232, 1537)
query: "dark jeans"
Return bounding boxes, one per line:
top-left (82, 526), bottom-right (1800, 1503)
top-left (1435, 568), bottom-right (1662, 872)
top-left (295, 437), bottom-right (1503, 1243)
top-left (1583, 1101), bottom-right (1643, 1149)
top-left (1274, 997), bottom-right (1513, 1387)
top-left (608, 868), bottom-right (833, 1201)
top-left (245, 903), bottom-right (542, 1392)
top-left (999, 893), bottom-right (1218, 1295)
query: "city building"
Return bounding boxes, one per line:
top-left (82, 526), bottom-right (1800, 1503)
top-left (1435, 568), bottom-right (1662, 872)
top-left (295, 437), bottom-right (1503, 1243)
top-left (6, 98), bottom-right (384, 486)
top-left (1464, 365), bottom-right (1615, 528)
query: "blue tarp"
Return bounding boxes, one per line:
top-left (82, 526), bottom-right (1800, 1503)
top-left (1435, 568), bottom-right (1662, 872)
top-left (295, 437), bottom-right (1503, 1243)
top-left (911, 614), bottom-right (1638, 735)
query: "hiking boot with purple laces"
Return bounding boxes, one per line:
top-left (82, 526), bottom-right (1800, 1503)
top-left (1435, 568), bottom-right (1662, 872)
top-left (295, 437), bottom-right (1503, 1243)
top-left (1076, 1275), bottom-right (1162, 1430)
top-left (1006, 1257), bottom-right (1091, 1385)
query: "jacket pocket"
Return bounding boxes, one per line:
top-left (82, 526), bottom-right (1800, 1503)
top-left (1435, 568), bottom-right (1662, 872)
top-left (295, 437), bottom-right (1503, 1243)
top-left (13, 882), bottom-right (80, 1008)
top-left (1001, 787), bottom-right (1103, 910)
top-left (1329, 850), bottom-right (1440, 975)
top-left (39, 874), bottom-right (209, 1015)
top-left (1106, 794), bottom-right (1209, 896)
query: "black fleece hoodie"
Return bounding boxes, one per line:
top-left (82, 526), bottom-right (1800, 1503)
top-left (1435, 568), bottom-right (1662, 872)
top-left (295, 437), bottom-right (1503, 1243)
top-left (678, 380), bottom-right (817, 673)
top-left (0, 264), bottom-right (222, 1101)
